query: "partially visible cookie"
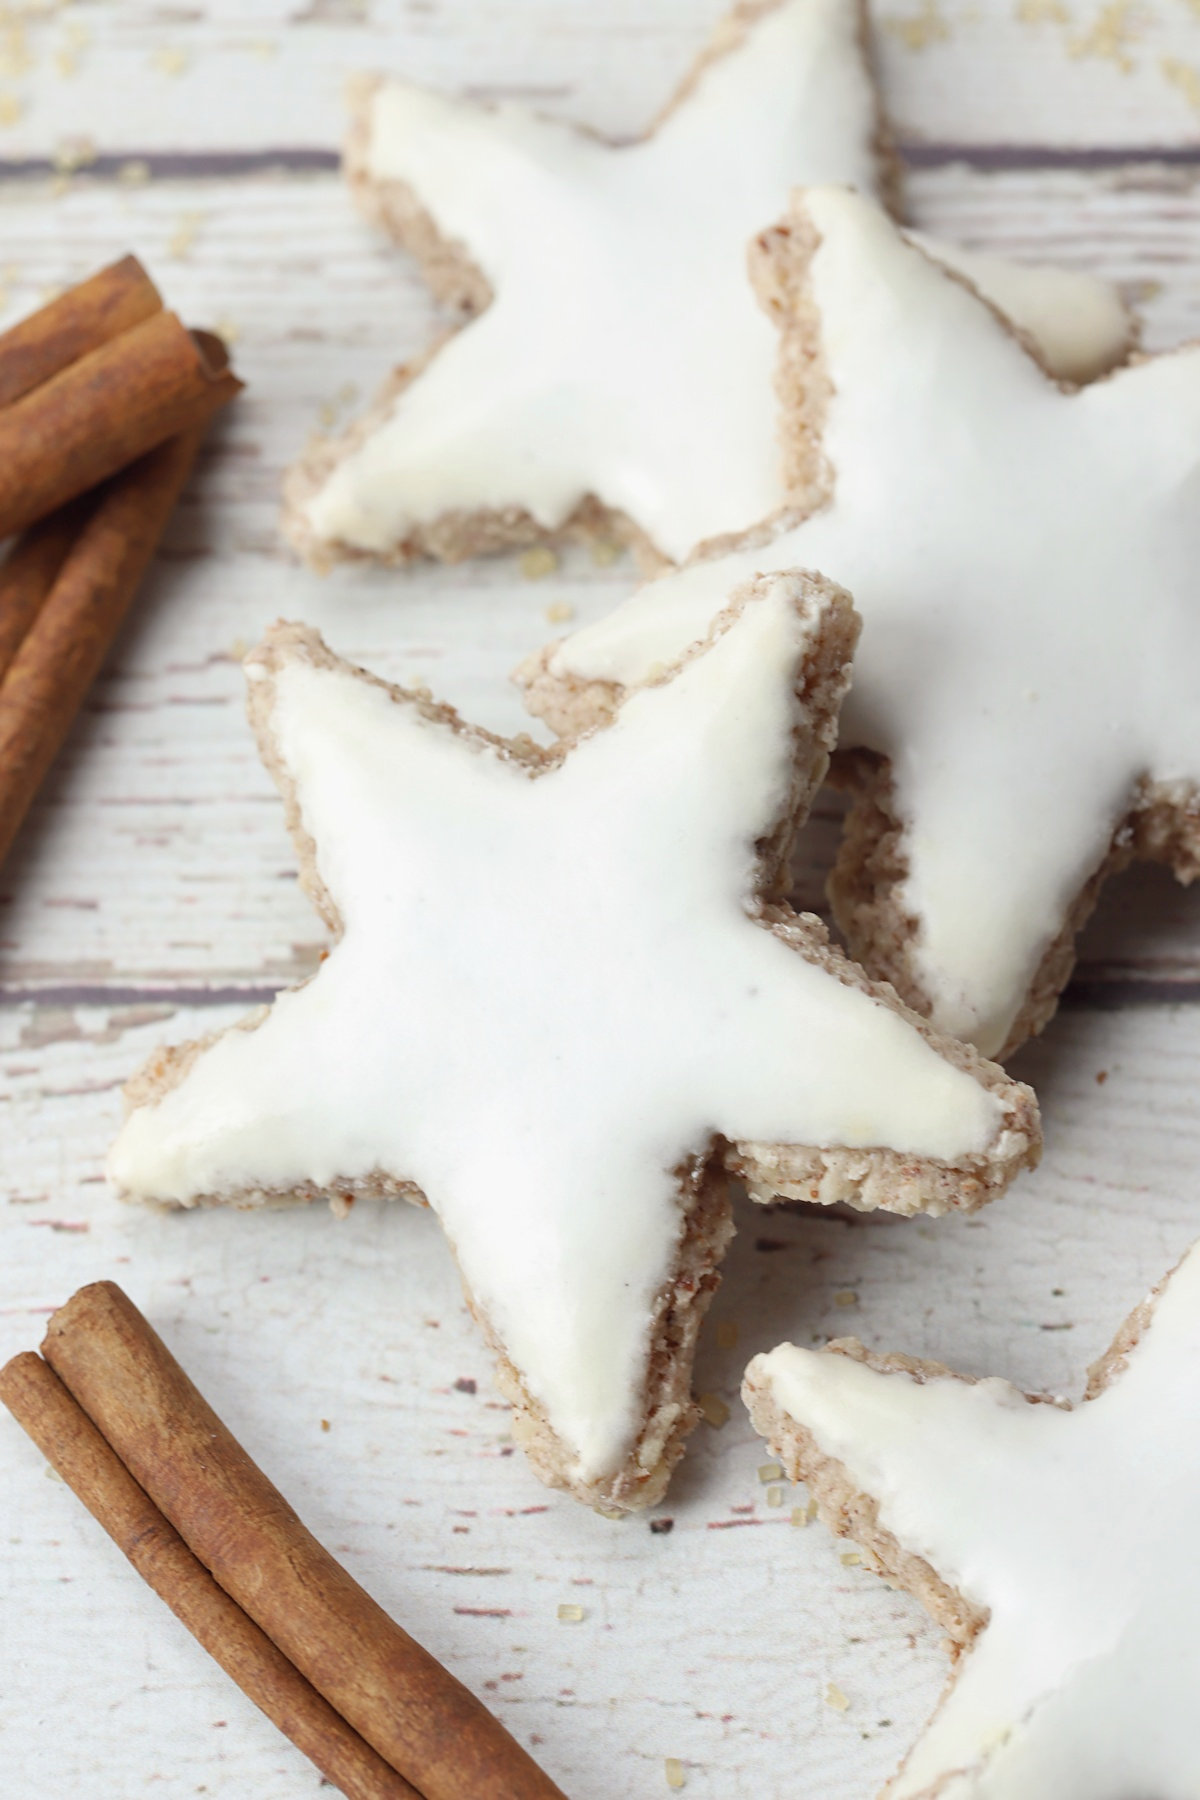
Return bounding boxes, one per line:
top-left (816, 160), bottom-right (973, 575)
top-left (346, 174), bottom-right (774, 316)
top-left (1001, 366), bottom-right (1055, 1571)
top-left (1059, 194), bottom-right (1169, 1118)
top-left (523, 186), bottom-right (1200, 1060)
top-left (743, 1239), bottom-right (1200, 1798)
top-left (109, 570), bottom-right (1038, 1514)
top-left (284, 0), bottom-right (1131, 572)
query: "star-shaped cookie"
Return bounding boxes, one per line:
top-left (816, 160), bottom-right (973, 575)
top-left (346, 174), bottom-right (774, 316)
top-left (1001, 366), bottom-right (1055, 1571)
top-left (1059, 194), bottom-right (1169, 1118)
top-left (284, 0), bottom-right (1129, 571)
top-left (525, 186), bottom-right (1200, 1060)
top-left (744, 1238), bottom-right (1200, 1798)
top-left (109, 572), bottom-right (1037, 1512)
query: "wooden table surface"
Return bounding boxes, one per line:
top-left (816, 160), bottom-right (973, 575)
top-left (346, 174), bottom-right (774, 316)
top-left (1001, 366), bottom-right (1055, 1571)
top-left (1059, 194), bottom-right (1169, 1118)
top-left (1, 4), bottom-right (1199, 1796)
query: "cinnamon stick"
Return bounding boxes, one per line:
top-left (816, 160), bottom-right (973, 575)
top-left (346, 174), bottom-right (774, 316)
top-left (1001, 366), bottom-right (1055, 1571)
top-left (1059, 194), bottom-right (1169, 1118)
top-left (0, 1351), bottom-right (421, 1800)
top-left (0, 395), bottom-right (224, 872)
top-left (42, 1282), bottom-right (568, 1800)
top-left (0, 309), bottom-right (240, 543)
top-left (0, 497), bottom-right (92, 684)
top-left (0, 255), bottom-right (162, 410)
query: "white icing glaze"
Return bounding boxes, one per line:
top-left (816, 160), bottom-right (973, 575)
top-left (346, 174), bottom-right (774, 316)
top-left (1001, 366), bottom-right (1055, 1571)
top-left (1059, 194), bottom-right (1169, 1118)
top-left (551, 187), bottom-right (1200, 1056)
top-left (303, 0), bottom-right (1128, 563)
top-left (905, 233), bottom-right (1130, 388)
top-left (110, 574), bottom-right (1011, 1486)
top-left (750, 1239), bottom-right (1200, 1799)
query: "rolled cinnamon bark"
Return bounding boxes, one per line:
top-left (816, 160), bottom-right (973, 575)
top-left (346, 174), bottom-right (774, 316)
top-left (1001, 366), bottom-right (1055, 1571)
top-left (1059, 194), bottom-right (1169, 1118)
top-left (0, 255), bottom-right (162, 410)
top-left (0, 499), bottom-right (91, 684)
top-left (42, 1282), bottom-right (568, 1800)
top-left (0, 1351), bottom-right (422, 1800)
top-left (0, 402), bottom-right (221, 871)
top-left (0, 309), bottom-right (240, 543)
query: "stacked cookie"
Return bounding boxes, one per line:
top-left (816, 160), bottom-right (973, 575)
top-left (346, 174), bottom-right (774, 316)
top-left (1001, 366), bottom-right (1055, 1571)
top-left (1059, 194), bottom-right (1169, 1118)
top-left (108, 1), bottom-right (1200, 1793)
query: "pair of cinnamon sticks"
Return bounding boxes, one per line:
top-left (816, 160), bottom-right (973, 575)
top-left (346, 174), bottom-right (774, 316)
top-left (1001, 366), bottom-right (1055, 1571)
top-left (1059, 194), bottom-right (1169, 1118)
top-left (0, 256), bottom-right (241, 869)
top-left (0, 1282), bottom-right (566, 1800)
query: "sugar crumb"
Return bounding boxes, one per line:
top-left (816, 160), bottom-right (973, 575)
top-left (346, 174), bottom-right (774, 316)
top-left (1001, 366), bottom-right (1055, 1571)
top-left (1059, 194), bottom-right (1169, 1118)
top-left (757, 1461), bottom-right (782, 1484)
top-left (519, 546), bottom-right (558, 580)
top-left (841, 1551), bottom-right (862, 1566)
top-left (52, 137), bottom-right (96, 173)
top-left (664, 1758), bottom-right (686, 1790)
top-left (825, 1682), bottom-right (850, 1711)
top-left (118, 158), bottom-right (151, 186)
top-left (833, 1289), bottom-right (858, 1308)
top-left (1016, 0), bottom-right (1069, 19)
top-left (168, 211), bottom-right (206, 261)
top-left (766, 1486), bottom-right (784, 1508)
top-left (883, 0), bottom-right (950, 49)
top-left (697, 1392), bottom-right (729, 1428)
top-left (544, 600), bottom-right (575, 624)
top-left (1068, 0), bottom-right (1138, 68)
top-left (589, 539), bottom-right (620, 567)
top-left (556, 1603), bottom-right (585, 1623)
top-left (1163, 56), bottom-right (1200, 109)
top-left (151, 45), bottom-right (189, 77)
top-left (0, 24), bottom-right (31, 80)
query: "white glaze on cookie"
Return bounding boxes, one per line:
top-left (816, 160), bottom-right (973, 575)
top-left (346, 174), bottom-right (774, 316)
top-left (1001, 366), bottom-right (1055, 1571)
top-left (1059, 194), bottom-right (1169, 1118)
top-left (546, 187), bottom-right (1200, 1055)
top-left (301, 0), bottom-right (1128, 564)
top-left (109, 576), bottom-right (1029, 1490)
top-left (748, 1240), bottom-right (1200, 1798)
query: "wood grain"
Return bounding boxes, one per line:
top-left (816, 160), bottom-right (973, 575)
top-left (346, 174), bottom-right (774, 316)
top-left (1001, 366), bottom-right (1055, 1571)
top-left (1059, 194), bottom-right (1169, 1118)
top-left (3, 999), bottom-right (1199, 1797)
top-left (3, 2), bottom-right (1200, 1796)
top-left (0, 0), bottom-right (1195, 158)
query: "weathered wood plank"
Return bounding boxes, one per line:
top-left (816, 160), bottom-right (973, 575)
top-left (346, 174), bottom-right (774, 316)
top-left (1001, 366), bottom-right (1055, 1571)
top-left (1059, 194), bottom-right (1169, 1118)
top-left (3, 8), bottom-right (1200, 1796)
top-left (2, 996), bottom-right (1197, 1798)
top-left (0, 0), bottom-right (1196, 160)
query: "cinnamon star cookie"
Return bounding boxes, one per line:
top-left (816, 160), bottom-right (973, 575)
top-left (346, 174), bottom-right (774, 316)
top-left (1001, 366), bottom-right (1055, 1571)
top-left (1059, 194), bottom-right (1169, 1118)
top-left (285, 0), bottom-right (1129, 570)
top-left (744, 1238), bottom-right (1200, 1798)
top-left (525, 186), bottom-right (1200, 1060)
top-left (109, 572), bottom-right (1037, 1512)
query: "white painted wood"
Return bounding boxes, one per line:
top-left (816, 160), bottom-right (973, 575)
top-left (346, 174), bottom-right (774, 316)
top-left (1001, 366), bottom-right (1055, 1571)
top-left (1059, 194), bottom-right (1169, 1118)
top-left (3, 1000), bottom-right (1198, 1798)
top-left (3, 4), bottom-right (1200, 1797)
top-left (0, 0), bottom-right (1195, 157)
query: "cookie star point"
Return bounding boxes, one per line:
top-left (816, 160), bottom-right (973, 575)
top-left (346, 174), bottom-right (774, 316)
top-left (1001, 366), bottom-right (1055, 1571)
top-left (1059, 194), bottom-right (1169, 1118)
top-left (532, 184), bottom-right (1200, 1058)
top-left (745, 1240), bottom-right (1200, 1798)
top-left (111, 570), bottom-right (1037, 1510)
top-left (286, 0), bottom-right (1129, 571)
